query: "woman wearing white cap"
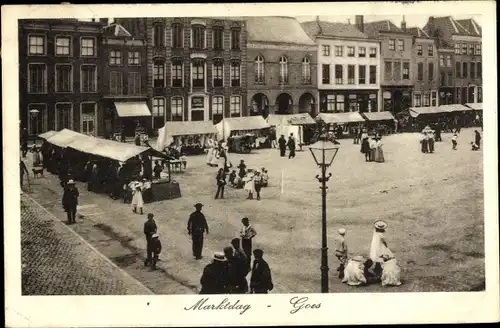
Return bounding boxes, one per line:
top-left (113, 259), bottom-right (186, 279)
top-left (380, 253), bottom-right (402, 287)
top-left (342, 255), bottom-right (367, 286)
top-left (369, 220), bottom-right (391, 277)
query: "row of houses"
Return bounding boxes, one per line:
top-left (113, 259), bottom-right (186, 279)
top-left (19, 15), bottom-right (482, 137)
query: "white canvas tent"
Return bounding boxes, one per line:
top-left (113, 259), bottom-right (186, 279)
top-left (46, 129), bottom-right (88, 148)
top-left (215, 116), bottom-right (270, 141)
top-left (67, 136), bottom-right (149, 162)
top-left (465, 103), bottom-right (482, 111)
top-left (266, 113), bottom-right (316, 126)
top-left (315, 112), bottom-right (365, 124)
top-left (156, 121), bottom-right (218, 151)
top-left (38, 130), bottom-right (57, 140)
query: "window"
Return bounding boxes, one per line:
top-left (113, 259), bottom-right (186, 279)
top-left (384, 61), bottom-right (392, 80)
top-left (455, 61), bottom-right (461, 78)
top-left (28, 104), bottom-right (47, 135)
top-left (170, 97), bottom-right (183, 121)
top-left (336, 95), bottom-right (345, 112)
top-left (461, 43), bottom-right (467, 54)
top-left (335, 65), bottom-right (343, 84)
top-left (109, 71), bottom-right (123, 95)
top-left (423, 93), bottom-right (430, 106)
top-left (231, 28), bottom-right (240, 50)
top-left (456, 88), bottom-right (461, 104)
top-left (191, 25), bottom-right (205, 49)
top-left (128, 51), bottom-right (140, 65)
top-left (414, 94), bottom-right (422, 107)
top-left (230, 61), bottom-right (241, 87)
top-left (335, 46), bottom-right (343, 56)
top-left (447, 73), bottom-right (453, 86)
top-left (152, 97), bottom-right (165, 117)
top-left (477, 62), bottom-right (482, 79)
top-left (431, 91), bottom-right (437, 106)
top-left (55, 36), bottom-right (70, 56)
top-left (55, 103), bottom-right (72, 130)
top-left (322, 45), bottom-right (330, 56)
top-left (403, 62), bottom-right (410, 80)
top-left (254, 55), bottom-right (265, 83)
top-left (348, 94), bottom-right (359, 112)
top-left (369, 65), bottom-right (376, 84)
top-left (347, 65), bottom-right (355, 84)
top-left (462, 62), bottom-right (468, 78)
top-left (28, 35), bottom-right (45, 55)
top-left (326, 95), bottom-right (335, 112)
top-left (470, 62), bottom-right (475, 79)
top-left (454, 43), bottom-right (460, 54)
top-left (417, 63), bottom-right (423, 81)
top-left (358, 47), bottom-right (366, 57)
top-left (81, 38), bottom-right (95, 56)
top-left (55, 64), bottom-right (72, 93)
top-left (474, 44), bottom-right (481, 55)
top-left (172, 23), bottom-right (183, 48)
top-left (369, 47), bottom-right (377, 58)
top-left (468, 44), bottom-right (474, 55)
top-left (477, 86), bottom-right (482, 102)
top-left (192, 59), bottom-right (205, 88)
top-left (213, 59), bottom-right (224, 87)
top-left (397, 39), bottom-right (404, 51)
top-left (171, 58), bottom-right (183, 87)
top-left (153, 24), bottom-right (165, 47)
top-left (302, 57), bottom-right (311, 84)
top-left (153, 60), bottom-right (165, 87)
top-left (417, 44), bottom-right (423, 56)
top-left (213, 26), bottom-right (224, 50)
top-left (80, 65), bottom-right (96, 92)
top-left (358, 65), bottom-right (366, 84)
top-left (440, 72), bottom-right (445, 86)
top-left (212, 96), bottom-right (224, 123)
top-left (347, 46), bottom-right (355, 57)
top-left (128, 72), bottom-right (141, 95)
top-left (428, 63), bottom-right (434, 81)
top-left (81, 103), bottom-right (96, 136)
top-left (428, 45), bottom-right (434, 56)
top-left (439, 55), bottom-right (444, 66)
top-left (446, 55), bottom-right (452, 67)
top-left (230, 96), bottom-right (241, 117)
top-left (393, 62), bottom-right (401, 81)
top-left (279, 56), bottom-right (288, 84)
top-left (389, 39), bottom-right (395, 51)
top-left (109, 50), bottom-right (122, 65)
top-left (322, 64), bottom-right (330, 84)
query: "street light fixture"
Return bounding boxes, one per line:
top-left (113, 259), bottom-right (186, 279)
top-left (308, 134), bottom-right (340, 293)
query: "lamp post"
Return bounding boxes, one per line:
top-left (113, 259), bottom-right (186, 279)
top-left (308, 134), bottom-right (340, 293)
top-left (29, 109), bottom-right (40, 135)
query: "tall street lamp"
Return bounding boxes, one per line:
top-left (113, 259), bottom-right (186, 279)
top-left (308, 134), bottom-right (340, 293)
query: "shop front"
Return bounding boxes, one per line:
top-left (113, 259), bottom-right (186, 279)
top-left (319, 90), bottom-right (379, 113)
top-left (102, 99), bottom-right (152, 138)
top-left (381, 86), bottom-right (413, 114)
top-left (189, 94), bottom-right (209, 121)
top-left (438, 87), bottom-right (455, 105)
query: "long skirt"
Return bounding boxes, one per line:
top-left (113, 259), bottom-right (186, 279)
top-left (360, 139), bottom-right (370, 154)
top-left (342, 260), bottom-right (367, 286)
top-left (131, 190), bottom-right (144, 208)
top-left (381, 259), bottom-right (402, 287)
top-left (375, 147), bottom-right (385, 163)
top-left (421, 139), bottom-right (428, 153)
top-left (206, 148), bottom-right (214, 164)
top-left (369, 148), bottom-right (376, 161)
top-left (428, 139), bottom-right (435, 153)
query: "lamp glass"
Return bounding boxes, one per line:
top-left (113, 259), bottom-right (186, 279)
top-left (309, 140), bottom-right (340, 166)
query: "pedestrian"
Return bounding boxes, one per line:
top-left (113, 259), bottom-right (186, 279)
top-left (360, 129), bottom-right (370, 161)
top-left (474, 130), bottom-right (481, 150)
top-left (369, 137), bottom-right (377, 162)
top-left (335, 228), bottom-right (348, 279)
top-left (215, 168), bottom-right (226, 199)
top-left (470, 141), bottom-right (479, 151)
top-left (278, 135), bottom-right (287, 157)
top-left (134, 133), bottom-right (141, 146)
top-left (420, 132), bottom-right (428, 153)
top-left (352, 126), bottom-right (359, 144)
top-left (149, 233), bottom-right (162, 270)
top-left (451, 132), bottom-right (458, 150)
top-left (380, 254), bottom-right (402, 287)
top-left (228, 170), bottom-right (237, 187)
top-left (62, 180), bottom-right (79, 224)
top-left (287, 134), bottom-right (296, 159)
top-left (131, 181), bottom-right (144, 214)
top-left (237, 159), bottom-right (246, 180)
top-left (374, 137), bottom-right (385, 163)
top-left (240, 217), bottom-right (257, 271)
top-left (31, 145), bottom-right (42, 166)
top-left (253, 170), bottom-right (263, 200)
top-left (231, 238), bottom-right (249, 274)
top-left (250, 249), bottom-right (274, 294)
top-left (143, 213), bottom-right (157, 267)
top-left (21, 128), bottom-right (29, 158)
top-left (342, 255), bottom-right (368, 286)
top-left (243, 172), bottom-right (255, 200)
top-left (187, 203), bottom-right (209, 260)
top-left (261, 168), bottom-right (269, 187)
top-left (199, 252), bottom-right (228, 294)
top-left (428, 130), bottom-right (435, 153)
top-left (435, 123), bottom-right (442, 142)
top-left (369, 220), bottom-right (391, 278)
top-left (20, 158), bottom-right (29, 190)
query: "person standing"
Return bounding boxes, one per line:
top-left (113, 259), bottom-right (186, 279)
top-left (428, 131), bottom-right (435, 153)
top-left (451, 133), bottom-right (458, 150)
top-left (149, 234), bottom-right (162, 270)
top-left (243, 172), bottom-right (255, 200)
top-left (187, 203), bottom-right (209, 260)
top-left (240, 217), bottom-right (257, 271)
top-left (253, 171), bottom-right (263, 200)
top-left (335, 228), bottom-right (348, 279)
top-left (369, 220), bottom-right (391, 278)
top-left (360, 129), bottom-right (370, 161)
top-left (374, 137), bottom-right (385, 163)
top-left (215, 168), bottom-right (226, 199)
top-left (62, 180), bottom-right (79, 224)
top-left (287, 134), bottom-right (296, 159)
top-left (237, 160), bottom-right (247, 180)
top-left (250, 249), bottom-right (274, 294)
top-left (199, 252), bottom-right (228, 294)
top-left (474, 130), bottom-right (481, 150)
top-left (143, 213), bottom-right (157, 267)
top-left (231, 238), bottom-right (249, 274)
top-left (134, 133), bottom-right (141, 146)
top-left (420, 132), bottom-right (428, 153)
top-left (21, 128), bottom-right (29, 158)
top-left (278, 135), bottom-right (287, 157)
top-left (131, 181), bottom-right (144, 214)
top-left (369, 137), bottom-right (377, 162)
top-left (20, 158), bottom-right (29, 191)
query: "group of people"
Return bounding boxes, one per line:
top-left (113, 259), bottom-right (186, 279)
top-left (277, 134), bottom-right (296, 159)
top-left (420, 126), bottom-right (436, 153)
top-left (215, 162), bottom-right (270, 201)
top-left (360, 129), bottom-right (385, 163)
top-left (335, 220), bottom-right (402, 287)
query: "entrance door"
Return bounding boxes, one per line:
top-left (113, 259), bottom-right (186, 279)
top-left (55, 103), bottom-right (72, 131)
top-left (191, 96), bottom-right (205, 121)
top-left (393, 90), bottom-right (403, 113)
top-left (81, 103), bottom-right (97, 136)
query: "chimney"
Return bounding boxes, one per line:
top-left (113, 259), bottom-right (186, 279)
top-left (99, 18), bottom-right (109, 26)
top-left (316, 15), bottom-right (323, 35)
top-left (401, 15), bottom-right (406, 31)
top-left (355, 15), bottom-right (364, 32)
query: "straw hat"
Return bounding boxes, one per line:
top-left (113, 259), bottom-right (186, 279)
top-left (338, 228), bottom-right (346, 235)
top-left (67, 180), bottom-right (75, 184)
top-left (374, 220), bottom-right (388, 230)
top-left (152, 233), bottom-right (159, 239)
top-left (213, 252), bottom-right (226, 262)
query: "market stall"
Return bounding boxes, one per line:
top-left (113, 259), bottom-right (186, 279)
top-left (440, 103), bottom-right (479, 127)
top-left (215, 116), bottom-right (271, 146)
top-left (45, 128), bottom-right (89, 148)
top-left (465, 103), bottom-right (483, 111)
top-left (38, 130), bottom-right (57, 140)
top-left (156, 121), bottom-right (218, 155)
top-left (361, 111), bottom-right (397, 134)
top-left (315, 112), bottom-right (365, 138)
top-left (267, 113), bottom-right (317, 146)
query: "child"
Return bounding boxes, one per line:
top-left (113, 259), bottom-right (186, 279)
top-left (150, 233), bottom-right (162, 270)
top-left (335, 228), bottom-right (348, 279)
top-left (228, 170), bottom-right (237, 187)
top-left (342, 255), bottom-right (367, 286)
top-left (380, 253), bottom-right (402, 287)
top-left (180, 153), bottom-right (187, 169)
top-left (131, 181), bottom-right (144, 214)
top-left (261, 168), bottom-right (269, 187)
top-left (153, 160), bottom-right (163, 179)
top-left (451, 133), bottom-right (458, 150)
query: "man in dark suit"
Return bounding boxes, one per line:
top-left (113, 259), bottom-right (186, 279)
top-left (187, 203), bottom-right (209, 260)
top-left (250, 249), bottom-right (274, 294)
top-left (143, 213), bottom-right (158, 267)
top-left (215, 168), bottom-right (226, 199)
top-left (287, 134), bottom-right (296, 159)
top-left (62, 180), bottom-right (79, 224)
top-left (278, 135), bottom-right (287, 157)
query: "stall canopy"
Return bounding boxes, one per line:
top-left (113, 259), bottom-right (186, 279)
top-left (465, 103), bottom-right (483, 111)
top-left (156, 121), bottom-right (218, 150)
top-left (361, 111), bottom-right (396, 121)
top-left (409, 107), bottom-right (445, 117)
top-left (215, 116), bottom-right (270, 140)
top-left (46, 129), bottom-right (89, 148)
top-left (267, 113), bottom-right (316, 126)
top-left (315, 112), bottom-right (365, 124)
top-left (439, 104), bottom-right (473, 112)
top-left (67, 134), bottom-right (149, 162)
top-left (114, 102), bottom-right (151, 117)
top-left (38, 130), bottom-right (57, 140)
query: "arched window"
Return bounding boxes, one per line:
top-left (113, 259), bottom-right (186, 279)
top-left (302, 57), bottom-right (311, 84)
top-left (171, 97), bottom-right (183, 121)
top-left (153, 23), bottom-right (165, 47)
top-left (279, 56), bottom-right (288, 84)
top-left (254, 55), bottom-right (265, 83)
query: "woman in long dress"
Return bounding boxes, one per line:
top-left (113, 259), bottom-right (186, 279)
top-left (130, 181), bottom-right (144, 214)
top-left (369, 137), bottom-right (377, 162)
top-left (206, 139), bottom-right (214, 165)
top-left (360, 129), bottom-right (370, 161)
top-left (375, 137), bottom-right (385, 163)
top-left (342, 255), bottom-right (367, 286)
top-left (380, 254), bottom-right (402, 287)
top-left (31, 145), bottom-right (42, 166)
top-left (369, 220), bottom-right (390, 278)
top-left (243, 172), bottom-right (255, 200)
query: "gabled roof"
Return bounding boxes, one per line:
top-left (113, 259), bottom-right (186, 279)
top-left (423, 16), bottom-right (471, 38)
top-left (407, 27), bottom-right (431, 39)
top-left (301, 20), bottom-right (368, 39)
top-left (245, 16), bottom-right (316, 46)
top-left (363, 20), bottom-right (404, 38)
top-left (103, 23), bottom-right (132, 37)
top-left (456, 18), bottom-right (482, 36)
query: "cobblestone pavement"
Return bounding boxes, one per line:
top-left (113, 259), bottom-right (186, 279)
top-left (21, 194), bottom-right (153, 295)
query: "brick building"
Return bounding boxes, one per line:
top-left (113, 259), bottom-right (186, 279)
top-left (19, 19), bottom-right (104, 136)
top-left (437, 47), bottom-right (455, 105)
top-left (362, 17), bottom-right (414, 114)
top-left (100, 22), bottom-right (149, 137)
top-left (301, 17), bottom-right (381, 114)
top-left (406, 27), bottom-right (439, 108)
top-left (116, 17), bottom-right (247, 128)
top-left (245, 17), bottom-right (318, 117)
top-left (423, 16), bottom-right (482, 105)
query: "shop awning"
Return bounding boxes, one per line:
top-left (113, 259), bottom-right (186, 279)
top-left (163, 121), bottom-right (218, 136)
top-left (409, 107), bottom-right (446, 118)
top-left (440, 104), bottom-right (474, 112)
top-left (115, 102), bottom-right (151, 117)
top-left (361, 112), bottom-right (396, 121)
top-left (46, 129), bottom-right (88, 148)
top-left (38, 130), bottom-right (57, 140)
top-left (267, 113), bottom-right (316, 126)
top-left (67, 135), bottom-right (149, 162)
top-left (215, 116), bottom-right (270, 140)
top-left (315, 112), bottom-right (365, 124)
top-left (465, 103), bottom-right (482, 111)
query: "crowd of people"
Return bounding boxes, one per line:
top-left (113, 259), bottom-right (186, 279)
top-left (360, 128), bottom-right (385, 163)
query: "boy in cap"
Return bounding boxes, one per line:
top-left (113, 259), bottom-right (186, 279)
top-left (188, 203), bottom-right (209, 260)
top-left (62, 180), bottom-right (79, 224)
top-left (335, 228), bottom-right (348, 279)
top-left (143, 213), bottom-right (157, 267)
top-left (149, 233), bottom-right (162, 270)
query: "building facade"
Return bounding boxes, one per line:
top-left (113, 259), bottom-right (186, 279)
top-left (407, 27), bottom-right (439, 108)
top-left (245, 17), bottom-right (318, 118)
top-left (362, 18), bottom-right (414, 114)
top-left (437, 47), bottom-right (455, 105)
top-left (302, 18), bottom-right (381, 114)
top-left (19, 19), bottom-right (104, 136)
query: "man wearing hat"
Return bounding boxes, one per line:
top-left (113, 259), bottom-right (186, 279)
top-left (335, 228), bottom-right (348, 279)
top-left (199, 252), bottom-right (228, 294)
top-left (188, 203), bottom-right (209, 260)
top-left (62, 180), bottom-right (79, 224)
top-left (143, 213), bottom-right (158, 267)
top-left (250, 249), bottom-right (273, 294)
